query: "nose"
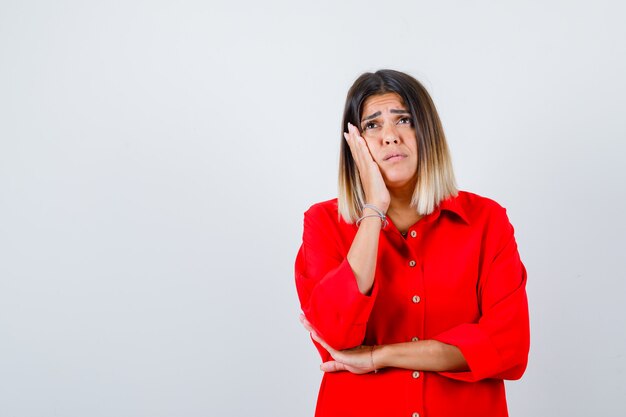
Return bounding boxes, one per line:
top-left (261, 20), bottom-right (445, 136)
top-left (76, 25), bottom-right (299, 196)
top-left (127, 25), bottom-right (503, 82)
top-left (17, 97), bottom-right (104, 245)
top-left (385, 137), bottom-right (399, 145)
top-left (383, 124), bottom-right (400, 145)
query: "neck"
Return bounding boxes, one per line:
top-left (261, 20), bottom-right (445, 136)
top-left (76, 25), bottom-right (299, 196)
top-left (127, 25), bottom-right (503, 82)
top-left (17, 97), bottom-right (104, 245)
top-left (387, 180), bottom-right (416, 214)
top-left (385, 180), bottom-right (423, 233)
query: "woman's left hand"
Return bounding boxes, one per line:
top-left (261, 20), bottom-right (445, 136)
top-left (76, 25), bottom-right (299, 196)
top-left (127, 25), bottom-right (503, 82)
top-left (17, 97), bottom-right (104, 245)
top-left (300, 314), bottom-right (377, 374)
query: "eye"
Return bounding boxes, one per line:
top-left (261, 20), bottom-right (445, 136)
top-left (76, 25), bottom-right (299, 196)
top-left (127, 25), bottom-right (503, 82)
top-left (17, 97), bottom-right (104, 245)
top-left (363, 121), bottom-right (378, 130)
top-left (398, 116), bottom-right (413, 126)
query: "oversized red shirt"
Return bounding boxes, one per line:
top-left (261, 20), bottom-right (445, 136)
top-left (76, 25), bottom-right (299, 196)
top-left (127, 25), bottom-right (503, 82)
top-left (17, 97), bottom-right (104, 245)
top-left (295, 191), bottom-right (529, 417)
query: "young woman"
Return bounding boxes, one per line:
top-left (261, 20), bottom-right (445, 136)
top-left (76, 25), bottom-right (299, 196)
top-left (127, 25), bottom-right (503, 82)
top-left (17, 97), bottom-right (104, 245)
top-left (295, 69), bottom-right (530, 417)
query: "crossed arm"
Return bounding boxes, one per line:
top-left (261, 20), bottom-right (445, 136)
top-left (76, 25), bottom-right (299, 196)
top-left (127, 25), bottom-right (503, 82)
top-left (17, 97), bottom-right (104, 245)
top-left (300, 314), bottom-right (468, 375)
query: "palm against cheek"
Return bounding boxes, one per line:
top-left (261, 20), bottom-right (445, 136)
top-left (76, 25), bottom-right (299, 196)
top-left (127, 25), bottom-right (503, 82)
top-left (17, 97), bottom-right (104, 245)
top-left (345, 124), bottom-right (390, 211)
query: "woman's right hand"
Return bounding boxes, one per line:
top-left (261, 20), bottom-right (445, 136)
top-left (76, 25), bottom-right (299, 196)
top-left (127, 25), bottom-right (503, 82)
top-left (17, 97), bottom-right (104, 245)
top-left (300, 314), bottom-right (378, 374)
top-left (344, 123), bottom-right (390, 213)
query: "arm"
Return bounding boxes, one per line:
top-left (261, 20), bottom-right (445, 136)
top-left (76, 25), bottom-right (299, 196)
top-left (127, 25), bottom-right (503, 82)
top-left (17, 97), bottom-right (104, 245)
top-left (300, 315), bottom-right (468, 373)
top-left (374, 340), bottom-right (469, 372)
top-left (429, 205), bottom-right (529, 381)
top-left (346, 211), bottom-right (383, 295)
top-left (344, 122), bottom-right (390, 295)
top-left (295, 208), bottom-right (382, 351)
top-left (295, 123), bottom-right (389, 351)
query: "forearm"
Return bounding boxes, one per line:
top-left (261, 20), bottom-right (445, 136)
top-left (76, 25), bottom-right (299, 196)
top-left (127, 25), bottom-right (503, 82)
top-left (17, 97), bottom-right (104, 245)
top-left (346, 210), bottom-right (382, 295)
top-left (374, 340), bottom-right (469, 372)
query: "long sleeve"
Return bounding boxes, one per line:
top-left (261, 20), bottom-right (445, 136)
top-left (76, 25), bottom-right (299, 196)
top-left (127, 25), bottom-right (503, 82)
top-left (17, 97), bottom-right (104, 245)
top-left (432, 206), bottom-right (530, 382)
top-left (295, 203), bottom-right (378, 354)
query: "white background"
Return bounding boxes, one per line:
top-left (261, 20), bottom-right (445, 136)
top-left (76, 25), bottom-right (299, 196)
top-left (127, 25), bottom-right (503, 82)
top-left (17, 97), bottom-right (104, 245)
top-left (1, 1), bottom-right (625, 416)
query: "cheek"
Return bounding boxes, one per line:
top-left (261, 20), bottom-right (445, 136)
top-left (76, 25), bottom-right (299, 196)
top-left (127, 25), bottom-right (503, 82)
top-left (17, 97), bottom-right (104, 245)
top-left (404, 134), bottom-right (418, 149)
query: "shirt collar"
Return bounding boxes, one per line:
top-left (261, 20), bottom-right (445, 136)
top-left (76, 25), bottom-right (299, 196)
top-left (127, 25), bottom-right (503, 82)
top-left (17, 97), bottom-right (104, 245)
top-left (434, 194), bottom-right (470, 225)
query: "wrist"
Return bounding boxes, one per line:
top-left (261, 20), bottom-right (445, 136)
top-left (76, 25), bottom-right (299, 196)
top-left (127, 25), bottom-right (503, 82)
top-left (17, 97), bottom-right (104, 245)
top-left (357, 204), bottom-right (388, 228)
top-left (364, 202), bottom-right (388, 215)
top-left (358, 215), bottom-right (383, 228)
top-left (363, 206), bottom-right (383, 216)
top-left (372, 344), bottom-right (388, 369)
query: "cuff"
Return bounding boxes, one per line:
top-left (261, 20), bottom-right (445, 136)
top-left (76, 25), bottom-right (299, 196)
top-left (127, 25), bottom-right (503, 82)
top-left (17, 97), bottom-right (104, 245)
top-left (432, 323), bottom-right (502, 382)
top-left (309, 258), bottom-right (378, 350)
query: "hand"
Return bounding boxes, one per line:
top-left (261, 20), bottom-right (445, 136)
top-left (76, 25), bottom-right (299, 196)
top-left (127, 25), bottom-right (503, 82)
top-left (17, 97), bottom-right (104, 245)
top-left (344, 123), bottom-right (390, 213)
top-left (300, 314), bottom-right (378, 374)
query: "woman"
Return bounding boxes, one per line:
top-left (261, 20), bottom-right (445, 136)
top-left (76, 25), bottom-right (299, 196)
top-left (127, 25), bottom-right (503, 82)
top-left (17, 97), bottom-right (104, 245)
top-left (295, 69), bottom-right (530, 417)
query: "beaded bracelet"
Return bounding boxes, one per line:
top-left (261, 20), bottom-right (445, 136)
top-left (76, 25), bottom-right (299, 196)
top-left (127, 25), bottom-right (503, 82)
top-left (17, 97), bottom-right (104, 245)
top-left (356, 204), bottom-right (388, 228)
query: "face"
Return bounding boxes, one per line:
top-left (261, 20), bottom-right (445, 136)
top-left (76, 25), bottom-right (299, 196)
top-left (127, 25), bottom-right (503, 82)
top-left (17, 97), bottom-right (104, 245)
top-left (359, 93), bottom-right (418, 190)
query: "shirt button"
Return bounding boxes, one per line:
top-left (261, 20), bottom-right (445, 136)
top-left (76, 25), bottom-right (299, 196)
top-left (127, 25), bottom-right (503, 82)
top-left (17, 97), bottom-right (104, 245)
top-left (412, 295), bottom-right (421, 304)
top-left (412, 413), bottom-right (420, 417)
top-left (410, 230), bottom-right (417, 238)
top-left (409, 260), bottom-right (416, 267)
top-left (411, 336), bottom-right (419, 342)
top-left (412, 371), bottom-right (420, 379)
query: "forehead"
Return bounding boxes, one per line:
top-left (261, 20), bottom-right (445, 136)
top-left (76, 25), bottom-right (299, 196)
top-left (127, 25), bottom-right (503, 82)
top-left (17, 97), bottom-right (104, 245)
top-left (361, 93), bottom-right (406, 113)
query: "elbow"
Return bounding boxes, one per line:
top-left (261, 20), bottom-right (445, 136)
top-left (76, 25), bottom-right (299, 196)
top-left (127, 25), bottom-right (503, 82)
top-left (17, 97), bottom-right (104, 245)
top-left (497, 360), bottom-right (528, 381)
top-left (329, 328), bottom-right (367, 350)
top-left (315, 320), bottom-right (367, 351)
top-left (304, 309), bottom-right (367, 351)
top-left (496, 340), bottom-right (530, 380)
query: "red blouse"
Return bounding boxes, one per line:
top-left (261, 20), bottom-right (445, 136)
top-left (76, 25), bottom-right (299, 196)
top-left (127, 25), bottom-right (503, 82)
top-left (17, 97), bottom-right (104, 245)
top-left (295, 191), bottom-right (529, 417)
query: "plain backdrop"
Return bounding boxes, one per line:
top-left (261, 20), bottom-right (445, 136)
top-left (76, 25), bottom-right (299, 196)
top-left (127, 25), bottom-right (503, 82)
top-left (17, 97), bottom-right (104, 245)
top-left (1, 1), bottom-right (625, 416)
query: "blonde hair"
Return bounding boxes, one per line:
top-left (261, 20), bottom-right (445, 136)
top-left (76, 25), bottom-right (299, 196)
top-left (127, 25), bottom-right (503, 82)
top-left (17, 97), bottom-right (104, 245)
top-left (338, 70), bottom-right (457, 223)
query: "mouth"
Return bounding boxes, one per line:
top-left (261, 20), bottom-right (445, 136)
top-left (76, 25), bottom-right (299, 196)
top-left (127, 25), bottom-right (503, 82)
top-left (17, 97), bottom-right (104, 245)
top-left (383, 153), bottom-right (408, 162)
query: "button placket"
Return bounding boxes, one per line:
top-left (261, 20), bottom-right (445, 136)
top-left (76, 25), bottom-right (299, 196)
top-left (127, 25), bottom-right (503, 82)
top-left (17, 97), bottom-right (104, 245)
top-left (406, 229), bottom-right (424, 417)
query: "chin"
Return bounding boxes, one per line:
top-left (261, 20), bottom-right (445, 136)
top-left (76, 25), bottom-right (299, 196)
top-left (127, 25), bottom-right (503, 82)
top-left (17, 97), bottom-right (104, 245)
top-left (383, 177), bottom-right (416, 190)
top-left (382, 168), bottom-right (418, 189)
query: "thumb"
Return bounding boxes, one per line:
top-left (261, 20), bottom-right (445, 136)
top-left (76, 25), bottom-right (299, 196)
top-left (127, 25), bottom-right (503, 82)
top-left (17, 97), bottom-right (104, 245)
top-left (320, 361), bottom-right (347, 373)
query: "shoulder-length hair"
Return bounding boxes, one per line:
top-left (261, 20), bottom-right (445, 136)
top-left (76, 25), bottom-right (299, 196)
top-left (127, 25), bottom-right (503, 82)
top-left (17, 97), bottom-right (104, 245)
top-left (338, 69), bottom-right (458, 223)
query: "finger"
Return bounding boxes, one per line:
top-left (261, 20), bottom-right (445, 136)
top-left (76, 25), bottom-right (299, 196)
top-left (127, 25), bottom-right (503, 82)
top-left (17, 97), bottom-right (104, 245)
top-left (344, 129), bottom-right (358, 159)
top-left (353, 131), bottom-right (375, 163)
top-left (320, 361), bottom-right (348, 373)
top-left (344, 127), bottom-right (358, 155)
top-left (349, 124), bottom-right (375, 165)
top-left (309, 329), bottom-right (336, 355)
top-left (348, 122), bottom-right (361, 138)
top-left (299, 314), bottom-right (314, 332)
top-left (348, 123), bottom-right (362, 145)
top-left (347, 123), bottom-right (366, 143)
top-left (300, 316), bottom-right (324, 345)
top-left (345, 139), bottom-right (366, 177)
top-left (346, 124), bottom-right (370, 168)
top-left (299, 314), bottom-right (339, 357)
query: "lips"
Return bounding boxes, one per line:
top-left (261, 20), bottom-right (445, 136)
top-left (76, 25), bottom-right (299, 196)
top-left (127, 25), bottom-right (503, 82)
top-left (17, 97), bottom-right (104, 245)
top-left (383, 152), bottom-right (408, 161)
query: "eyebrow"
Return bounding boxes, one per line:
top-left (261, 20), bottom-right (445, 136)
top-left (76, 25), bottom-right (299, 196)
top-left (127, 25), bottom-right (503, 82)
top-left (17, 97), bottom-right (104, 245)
top-left (361, 109), bottom-right (410, 122)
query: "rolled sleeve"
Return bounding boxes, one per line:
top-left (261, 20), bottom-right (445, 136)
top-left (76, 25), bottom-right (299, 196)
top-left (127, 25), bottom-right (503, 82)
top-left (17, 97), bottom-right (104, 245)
top-left (295, 205), bottom-right (378, 354)
top-left (433, 208), bottom-right (530, 382)
top-left (297, 255), bottom-right (378, 352)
